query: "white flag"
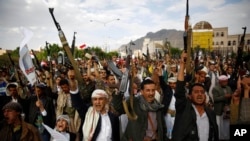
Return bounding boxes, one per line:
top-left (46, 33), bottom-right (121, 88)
top-left (19, 27), bottom-right (37, 86)
top-left (42, 123), bottom-right (68, 141)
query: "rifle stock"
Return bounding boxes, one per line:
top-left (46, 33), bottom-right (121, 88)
top-left (48, 8), bottom-right (83, 85)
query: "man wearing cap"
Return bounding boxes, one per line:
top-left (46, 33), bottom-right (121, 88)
top-left (168, 64), bottom-right (178, 78)
top-left (172, 51), bottom-right (218, 141)
top-left (69, 81), bottom-right (120, 141)
top-left (27, 83), bottom-right (56, 141)
top-left (212, 75), bottom-right (232, 140)
top-left (0, 102), bottom-right (41, 141)
top-left (192, 66), bottom-right (213, 108)
top-left (0, 82), bottom-right (28, 121)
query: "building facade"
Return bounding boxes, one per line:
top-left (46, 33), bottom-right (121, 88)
top-left (192, 21), bottom-right (250, 57)
top-left (192, 21), bottom-right (213, 51)
top-left (213, 27), bottom-right (250, 56)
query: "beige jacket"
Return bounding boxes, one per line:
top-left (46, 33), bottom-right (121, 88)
top-left (56, 91), bottom-right (81, 133)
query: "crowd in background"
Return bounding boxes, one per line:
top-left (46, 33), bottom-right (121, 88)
top-left (0, 51), bottom-right (250, 141)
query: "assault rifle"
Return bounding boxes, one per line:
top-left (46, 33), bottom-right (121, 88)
top-left (183, 0), bottom-right (193, 74)
top-left (31, 49), bottom-right (42, 71)
top-left (48, 8), bottom-right (83, 85)
top-left (236, 27), bottom-right (246, 71)
top-left (45, 42), bottom-right (53, 88)
top-left (8, 52), bottom-right (30, 97)
top-left (8, 53), bottom-right (24, 86)
top-left (71, 32), bottom-right (77, 56)
top-left (183, 0), bottom-right (189, 62)
top-left (118, 42), bottom-right (137, 120)
top-left (229, 27), bottom-right (247, 91)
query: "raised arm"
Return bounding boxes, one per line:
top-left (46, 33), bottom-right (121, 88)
top-left (175, 51), bottom-right (187, 111)
top-left (69, 79), bottom-right (88, 121)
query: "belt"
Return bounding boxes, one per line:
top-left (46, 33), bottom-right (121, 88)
top-left (167, 109), bottom-right (176, 117)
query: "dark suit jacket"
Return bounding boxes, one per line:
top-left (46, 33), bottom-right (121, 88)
top-left (212, 85), bottom-right (232, 115)
top-left (27, 95), bottom-right (56, 128)
top-left (172, 81), bottom-right (219, 141)
top-left (159, 76), bottom-right (174, 112)
top-left (70, 91), bottom-right (120, 141)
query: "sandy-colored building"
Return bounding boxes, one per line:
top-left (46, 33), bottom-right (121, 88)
top-left (192, 21), bottom-right (250, 56)
top-left (192, 21), bottom-right (213, 50)
top-left (0, 48), bottom-right (7, 56)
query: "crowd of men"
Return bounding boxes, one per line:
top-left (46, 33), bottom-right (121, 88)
top-left (0, 51), bottom-right (250, 141)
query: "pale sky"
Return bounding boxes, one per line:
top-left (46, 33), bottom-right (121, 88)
top-left (0, 0), bottom-right (249, 51)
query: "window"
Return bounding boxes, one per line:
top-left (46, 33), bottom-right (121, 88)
top-left (233, 40), bottom-right (236, 45)
top-left (221, 32), bottom-right (224, 37)
top-left (247, 39), bottom-right (250, 45)
top-left (216, 42), bottom-right (219, 45)
top-left (216, 32), bottom-right (219, 37)
top-left (228, 41), bottom-right (231, 46)
top-left (221, 41), bottom-right (224, 45)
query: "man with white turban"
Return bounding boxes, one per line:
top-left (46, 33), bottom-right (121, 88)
top-left (70, 86), bottom-right (120, 141)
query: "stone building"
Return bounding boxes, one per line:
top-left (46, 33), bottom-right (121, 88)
top-left (192, 21), bottom-right (250, 56)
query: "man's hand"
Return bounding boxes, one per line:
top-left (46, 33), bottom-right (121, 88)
top-left (180, 51), bottom-right (187, 64)
top-left (36, 100), bottom-right (45, 111)
top-left (157, 63), bottom-right (163, 76)
top-left (241, 77), bottom-right (250, 90)
top-left (67, 69), bottom-right (76, 80)
top-left (224, 93), bottom-right (232, 99)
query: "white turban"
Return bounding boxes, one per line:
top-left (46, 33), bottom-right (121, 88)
top-left (91, 89), bottom-right (108, 98)
top-left (168, 77), bottom-right (177, 83)
top-left (57, 114), bottom-right (70, 124)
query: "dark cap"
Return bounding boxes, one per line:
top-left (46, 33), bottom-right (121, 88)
top-left (36, 83), bottom-right (47, 88)
top-left (2, 102), bottom-right (22, 113)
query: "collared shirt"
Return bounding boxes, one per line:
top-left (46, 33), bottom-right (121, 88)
top-left (192, 104), bottom-right (209, 141)
top-left (96, 113), bottom-right (112, 141)
top-left (168, 90), bottom-right (176, 110)
top-left (146, 112), bottom-right (157, 140)
top-left (11, 97), bottom-right (18, 103)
